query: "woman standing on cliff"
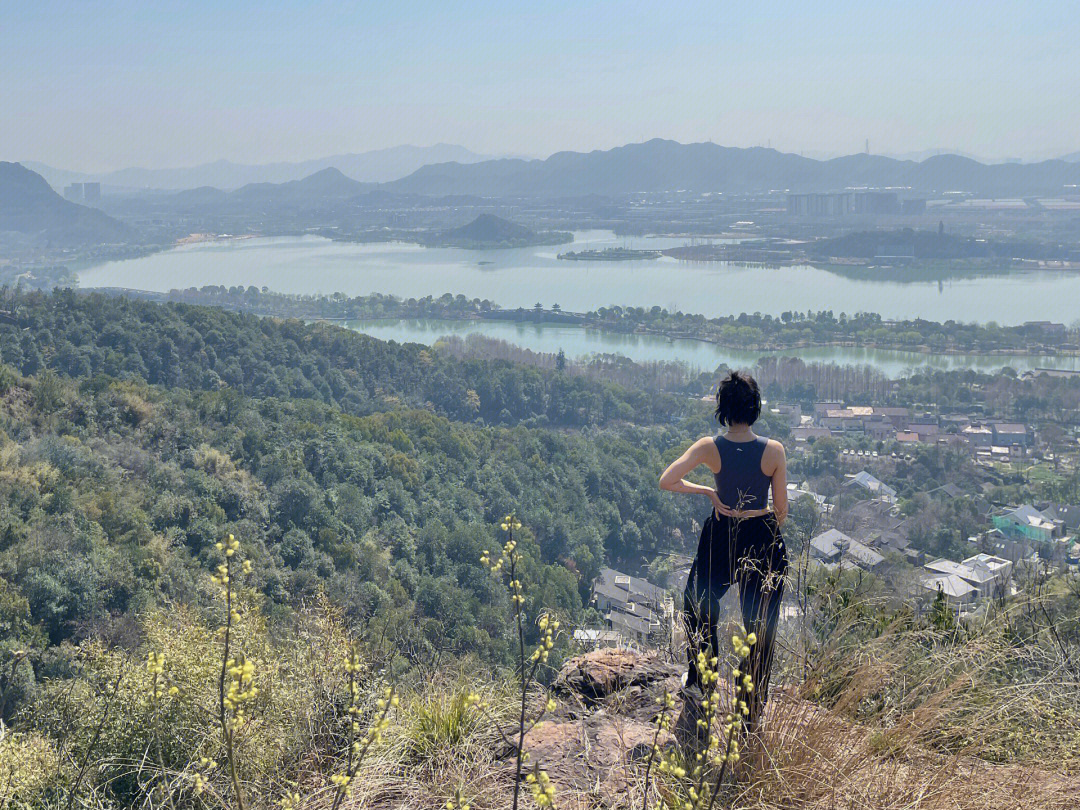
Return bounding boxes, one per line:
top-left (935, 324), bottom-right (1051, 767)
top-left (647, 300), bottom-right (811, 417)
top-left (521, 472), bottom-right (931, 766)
top-left (659, 370), bottom-right (788, 739)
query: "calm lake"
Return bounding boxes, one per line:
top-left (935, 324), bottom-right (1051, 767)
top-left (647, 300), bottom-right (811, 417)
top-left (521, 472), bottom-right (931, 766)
top-left (79, 232), bottom-right (1080, 374)
top-left (344, 318), bottom-right (1080, 377)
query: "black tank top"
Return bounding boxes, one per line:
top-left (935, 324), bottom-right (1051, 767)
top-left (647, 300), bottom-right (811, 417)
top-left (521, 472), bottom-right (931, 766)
top-left (713, 435), bottom-right (771, 510)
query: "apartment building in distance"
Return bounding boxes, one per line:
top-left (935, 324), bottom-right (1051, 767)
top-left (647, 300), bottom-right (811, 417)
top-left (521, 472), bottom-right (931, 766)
top-left (63, 182), bottom-right (101, 203)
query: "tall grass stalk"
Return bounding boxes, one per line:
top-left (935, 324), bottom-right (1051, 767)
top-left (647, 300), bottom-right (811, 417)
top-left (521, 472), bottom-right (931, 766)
top-left (65, 665), bottom-right (125, 810)
top-left (480, 515), bottom-right (560, 810)
top-left (212, 533), bottom-right (253, 810)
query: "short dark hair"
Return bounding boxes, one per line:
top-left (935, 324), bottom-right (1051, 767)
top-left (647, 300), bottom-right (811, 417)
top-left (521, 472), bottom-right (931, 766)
top-left (714, 370), bottom-right (761, 426)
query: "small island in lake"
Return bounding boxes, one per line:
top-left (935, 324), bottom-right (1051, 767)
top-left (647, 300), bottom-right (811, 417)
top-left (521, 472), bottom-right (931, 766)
top-left (557, 247), bottom-right (663, 261)
top-left (425, 214), bottom-right (572, 249)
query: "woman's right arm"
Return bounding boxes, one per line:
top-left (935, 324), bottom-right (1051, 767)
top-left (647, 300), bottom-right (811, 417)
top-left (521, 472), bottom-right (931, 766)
top-left (659, 437), bottom-right (729, 516)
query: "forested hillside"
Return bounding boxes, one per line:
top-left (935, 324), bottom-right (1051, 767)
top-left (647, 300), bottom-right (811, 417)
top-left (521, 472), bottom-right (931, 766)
top-left (0, 289), bottom-right (732, 719)
top-left (0, 290), bottom-right (688, 427)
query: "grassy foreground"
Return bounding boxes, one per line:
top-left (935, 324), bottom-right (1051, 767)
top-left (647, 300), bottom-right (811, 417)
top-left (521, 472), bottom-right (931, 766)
top-left (3, 517), bottom-right (1079, 810)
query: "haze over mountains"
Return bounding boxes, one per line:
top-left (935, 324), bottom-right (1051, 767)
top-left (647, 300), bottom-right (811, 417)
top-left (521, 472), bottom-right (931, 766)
top-left (384, 139), bottom-right (1080, 197)
top-left (22, 140), bottom-right (1080, 198)
top-left (7, 139), bottom-right (1080, 249)
top-left (92, 166), bottom-right (394, 223)
top-left (212, 166), bottom-right (372, 202)
top-left (0, 161), bottom-right (129, 246)
top-left (24, 144), bottom-right (500, 191)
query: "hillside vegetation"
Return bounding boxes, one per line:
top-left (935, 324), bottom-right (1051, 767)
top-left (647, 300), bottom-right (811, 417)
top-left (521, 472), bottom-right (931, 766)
top-left (1, 290), bottom-right (686, 427)
top-left (0, 290), bottom-right (716, 698)
top-left (152, 286), bottom-right (1080, 355)
top-left (810, 228), bottom-right (1076, 261)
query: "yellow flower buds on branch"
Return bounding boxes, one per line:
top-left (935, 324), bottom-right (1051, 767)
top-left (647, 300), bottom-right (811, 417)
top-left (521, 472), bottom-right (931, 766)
top-left (329, 652), bottom-right (398, 810)
top-left (213, 533), bottom-right (253, 810)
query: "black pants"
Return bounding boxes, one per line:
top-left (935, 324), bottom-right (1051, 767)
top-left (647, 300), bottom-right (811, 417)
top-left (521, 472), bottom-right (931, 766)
top-left (683, 512), bottom-right (787, 726)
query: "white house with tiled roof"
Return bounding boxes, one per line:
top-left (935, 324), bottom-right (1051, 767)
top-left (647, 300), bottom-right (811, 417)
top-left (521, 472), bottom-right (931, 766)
top-left (921, 573), bottom-right (977, 606)
top-left (924, 553), bottom-right (1012, 599)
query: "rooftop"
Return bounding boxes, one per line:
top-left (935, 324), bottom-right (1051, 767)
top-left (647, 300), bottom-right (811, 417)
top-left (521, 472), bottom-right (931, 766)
top-left (994, 423), bottom-right (1027, 434)
top-left (573, 628), bottom-right (624, 644)
top-left (811, 529), bottom-right (885, 569)
top-left (595, 567), bottom-right (667, 605)
top-left (876, 407), bottom-right (910, 417)
top-left (925, 553), bottom-right (1011, 585)
top-left (1000, 504), bottom-right (1059, 530)
top-left (922, 573), bottom-right (977, 599)
top-left (963, 553), bottom-right (1011, 572)
top-left (847, 470), bottom-right (898, 498)
top-left (924, 558), bottom-right (972, 579)
top-left (1046, 503), bottom-right (1080, 531)
top-left (605, 609), bottom-right (656, 637)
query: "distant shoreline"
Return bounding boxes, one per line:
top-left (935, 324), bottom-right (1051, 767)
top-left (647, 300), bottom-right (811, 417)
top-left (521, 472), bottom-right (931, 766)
top-left (174, 232), bottom-right (260, 246)
top-left (78, 286), bottom-right (1080, 364)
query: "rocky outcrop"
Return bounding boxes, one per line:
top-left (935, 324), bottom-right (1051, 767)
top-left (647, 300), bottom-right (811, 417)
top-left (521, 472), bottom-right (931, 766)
top-left (521, 648), bottom-right (682, 806)
top-left (555, 648), bottom-right (680, 703)
top-left (553, 647), bottom-right (682, 721)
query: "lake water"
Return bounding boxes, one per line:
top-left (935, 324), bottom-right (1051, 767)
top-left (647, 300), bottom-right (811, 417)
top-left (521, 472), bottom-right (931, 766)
top-left (344, 318), bottom-right (1080, 377)
top-left (78, 231), bottom-right (1080, 374)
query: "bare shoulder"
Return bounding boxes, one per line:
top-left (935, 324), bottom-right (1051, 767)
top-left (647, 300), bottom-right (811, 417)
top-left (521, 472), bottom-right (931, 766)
top-left (763, 438), bottom-right (786, 473)
top-left (693, 435), bottom-right (721, 472)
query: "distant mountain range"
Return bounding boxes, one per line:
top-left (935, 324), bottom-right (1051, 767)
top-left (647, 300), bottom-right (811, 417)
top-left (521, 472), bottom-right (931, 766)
top-left (7, 141), bottom-right (1080, 252)
top-left (21, 141), bottom-right (1080, 197)
top-left (798, 148), bottom-right (1075, 163)
top-left (0, 162), bottom-right (129, 246)
top-left (104, 167), bottom-right (376, 216)
top-left (384, 139), bottom-right (1080, 197)
top-left (23, 144), bottom-right (503, 191)
top-left (879, 149), bottom-right (998, 163)
top-left (226, 166), bottom-right (372, 201)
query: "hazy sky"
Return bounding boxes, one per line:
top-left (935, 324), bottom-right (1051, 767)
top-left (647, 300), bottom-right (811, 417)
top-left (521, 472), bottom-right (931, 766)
top-left (3, 0), bottom-right (1077, 171)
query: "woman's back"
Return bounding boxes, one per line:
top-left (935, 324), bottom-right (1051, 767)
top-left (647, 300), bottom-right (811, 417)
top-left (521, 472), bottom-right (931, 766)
top-left (712, 434), bottom-right (770, 510)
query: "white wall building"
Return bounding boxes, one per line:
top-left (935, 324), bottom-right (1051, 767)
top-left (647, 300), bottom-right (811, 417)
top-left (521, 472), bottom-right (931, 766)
top-left (923, 553), bottom-right (1012, 600)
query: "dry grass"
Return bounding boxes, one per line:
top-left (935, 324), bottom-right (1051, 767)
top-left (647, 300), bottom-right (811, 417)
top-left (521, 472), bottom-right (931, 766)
top-left (731, 691), bottom-right (1077, 810)
top-left (223, 594), bottom-right (1080, 810)
top-left (326, 683), bottom-right (1079, 810)
top-left (5, 555), bottom-right (1079, 810)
